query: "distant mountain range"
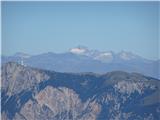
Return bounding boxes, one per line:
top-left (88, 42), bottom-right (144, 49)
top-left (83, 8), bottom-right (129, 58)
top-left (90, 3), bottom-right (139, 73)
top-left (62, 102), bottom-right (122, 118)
top-left (1, 62), bottom-right (160, 120)
top-left (2, 46), bottom-right (159, 78)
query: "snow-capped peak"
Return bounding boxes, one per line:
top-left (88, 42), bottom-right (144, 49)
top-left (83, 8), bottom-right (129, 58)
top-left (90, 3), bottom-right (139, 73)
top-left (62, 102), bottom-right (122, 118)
top-left (69, 46), bottom-right (141, 62)
top-left (118, 51), bottom-right (136, 60)
top-left (100, 52), bottom-right (113, 57)
top-left (69, 46), bottom-right (88, 55)
top-left (94, 52), bottom-right (113, 62)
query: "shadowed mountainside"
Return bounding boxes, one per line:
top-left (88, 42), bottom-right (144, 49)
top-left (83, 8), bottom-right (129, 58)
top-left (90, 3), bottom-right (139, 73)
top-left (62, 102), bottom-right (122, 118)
top-left (1, 62), bottom-right (160, 120)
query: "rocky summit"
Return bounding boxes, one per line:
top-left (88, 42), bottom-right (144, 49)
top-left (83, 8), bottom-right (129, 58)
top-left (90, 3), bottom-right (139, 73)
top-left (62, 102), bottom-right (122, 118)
top-left (1, 62), bottom-right (160, 120)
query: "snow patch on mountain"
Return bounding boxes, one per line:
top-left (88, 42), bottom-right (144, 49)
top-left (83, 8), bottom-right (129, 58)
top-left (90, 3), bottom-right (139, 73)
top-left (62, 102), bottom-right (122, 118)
top-left (94, 52), bottom-right (113, 62)
top-left (118, 51), bottom-right (137, 60)
top-left (69, 46), bottom-right (88, 55)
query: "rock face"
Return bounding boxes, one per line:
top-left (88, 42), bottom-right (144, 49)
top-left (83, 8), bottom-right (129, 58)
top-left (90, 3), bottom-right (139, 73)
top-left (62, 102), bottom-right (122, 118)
top-left (1, 62), bottom-right (160, 120)
top-left (1, 62), bottom-right (49, 96)
top-left (17, 86), bottom-right (101, 120)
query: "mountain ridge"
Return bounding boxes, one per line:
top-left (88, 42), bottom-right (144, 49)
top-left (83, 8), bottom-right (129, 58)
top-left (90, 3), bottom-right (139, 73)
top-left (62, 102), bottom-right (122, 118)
top-left (1, 62), bottom-right (160, 120)
top-left (2, 47), bottom-right (159, 79)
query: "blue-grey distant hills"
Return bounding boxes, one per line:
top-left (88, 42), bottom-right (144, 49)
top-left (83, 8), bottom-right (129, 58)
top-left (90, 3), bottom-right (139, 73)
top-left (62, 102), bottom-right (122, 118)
top-left (2, 46), bottom-right (159, 78)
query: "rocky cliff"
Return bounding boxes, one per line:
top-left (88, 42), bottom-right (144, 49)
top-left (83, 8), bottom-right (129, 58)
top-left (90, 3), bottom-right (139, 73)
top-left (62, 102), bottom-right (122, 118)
top-left (1, 62), bottom-right (160, 120)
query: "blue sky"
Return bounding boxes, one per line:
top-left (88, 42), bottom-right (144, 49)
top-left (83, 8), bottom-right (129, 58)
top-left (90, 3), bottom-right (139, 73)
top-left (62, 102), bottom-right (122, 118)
top-left (2, 1), bottom-right (159, 60)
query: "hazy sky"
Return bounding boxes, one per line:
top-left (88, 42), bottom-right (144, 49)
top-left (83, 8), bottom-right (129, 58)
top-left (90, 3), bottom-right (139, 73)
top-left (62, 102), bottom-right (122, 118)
top-left (2, 1), bottom-right (159, 60)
